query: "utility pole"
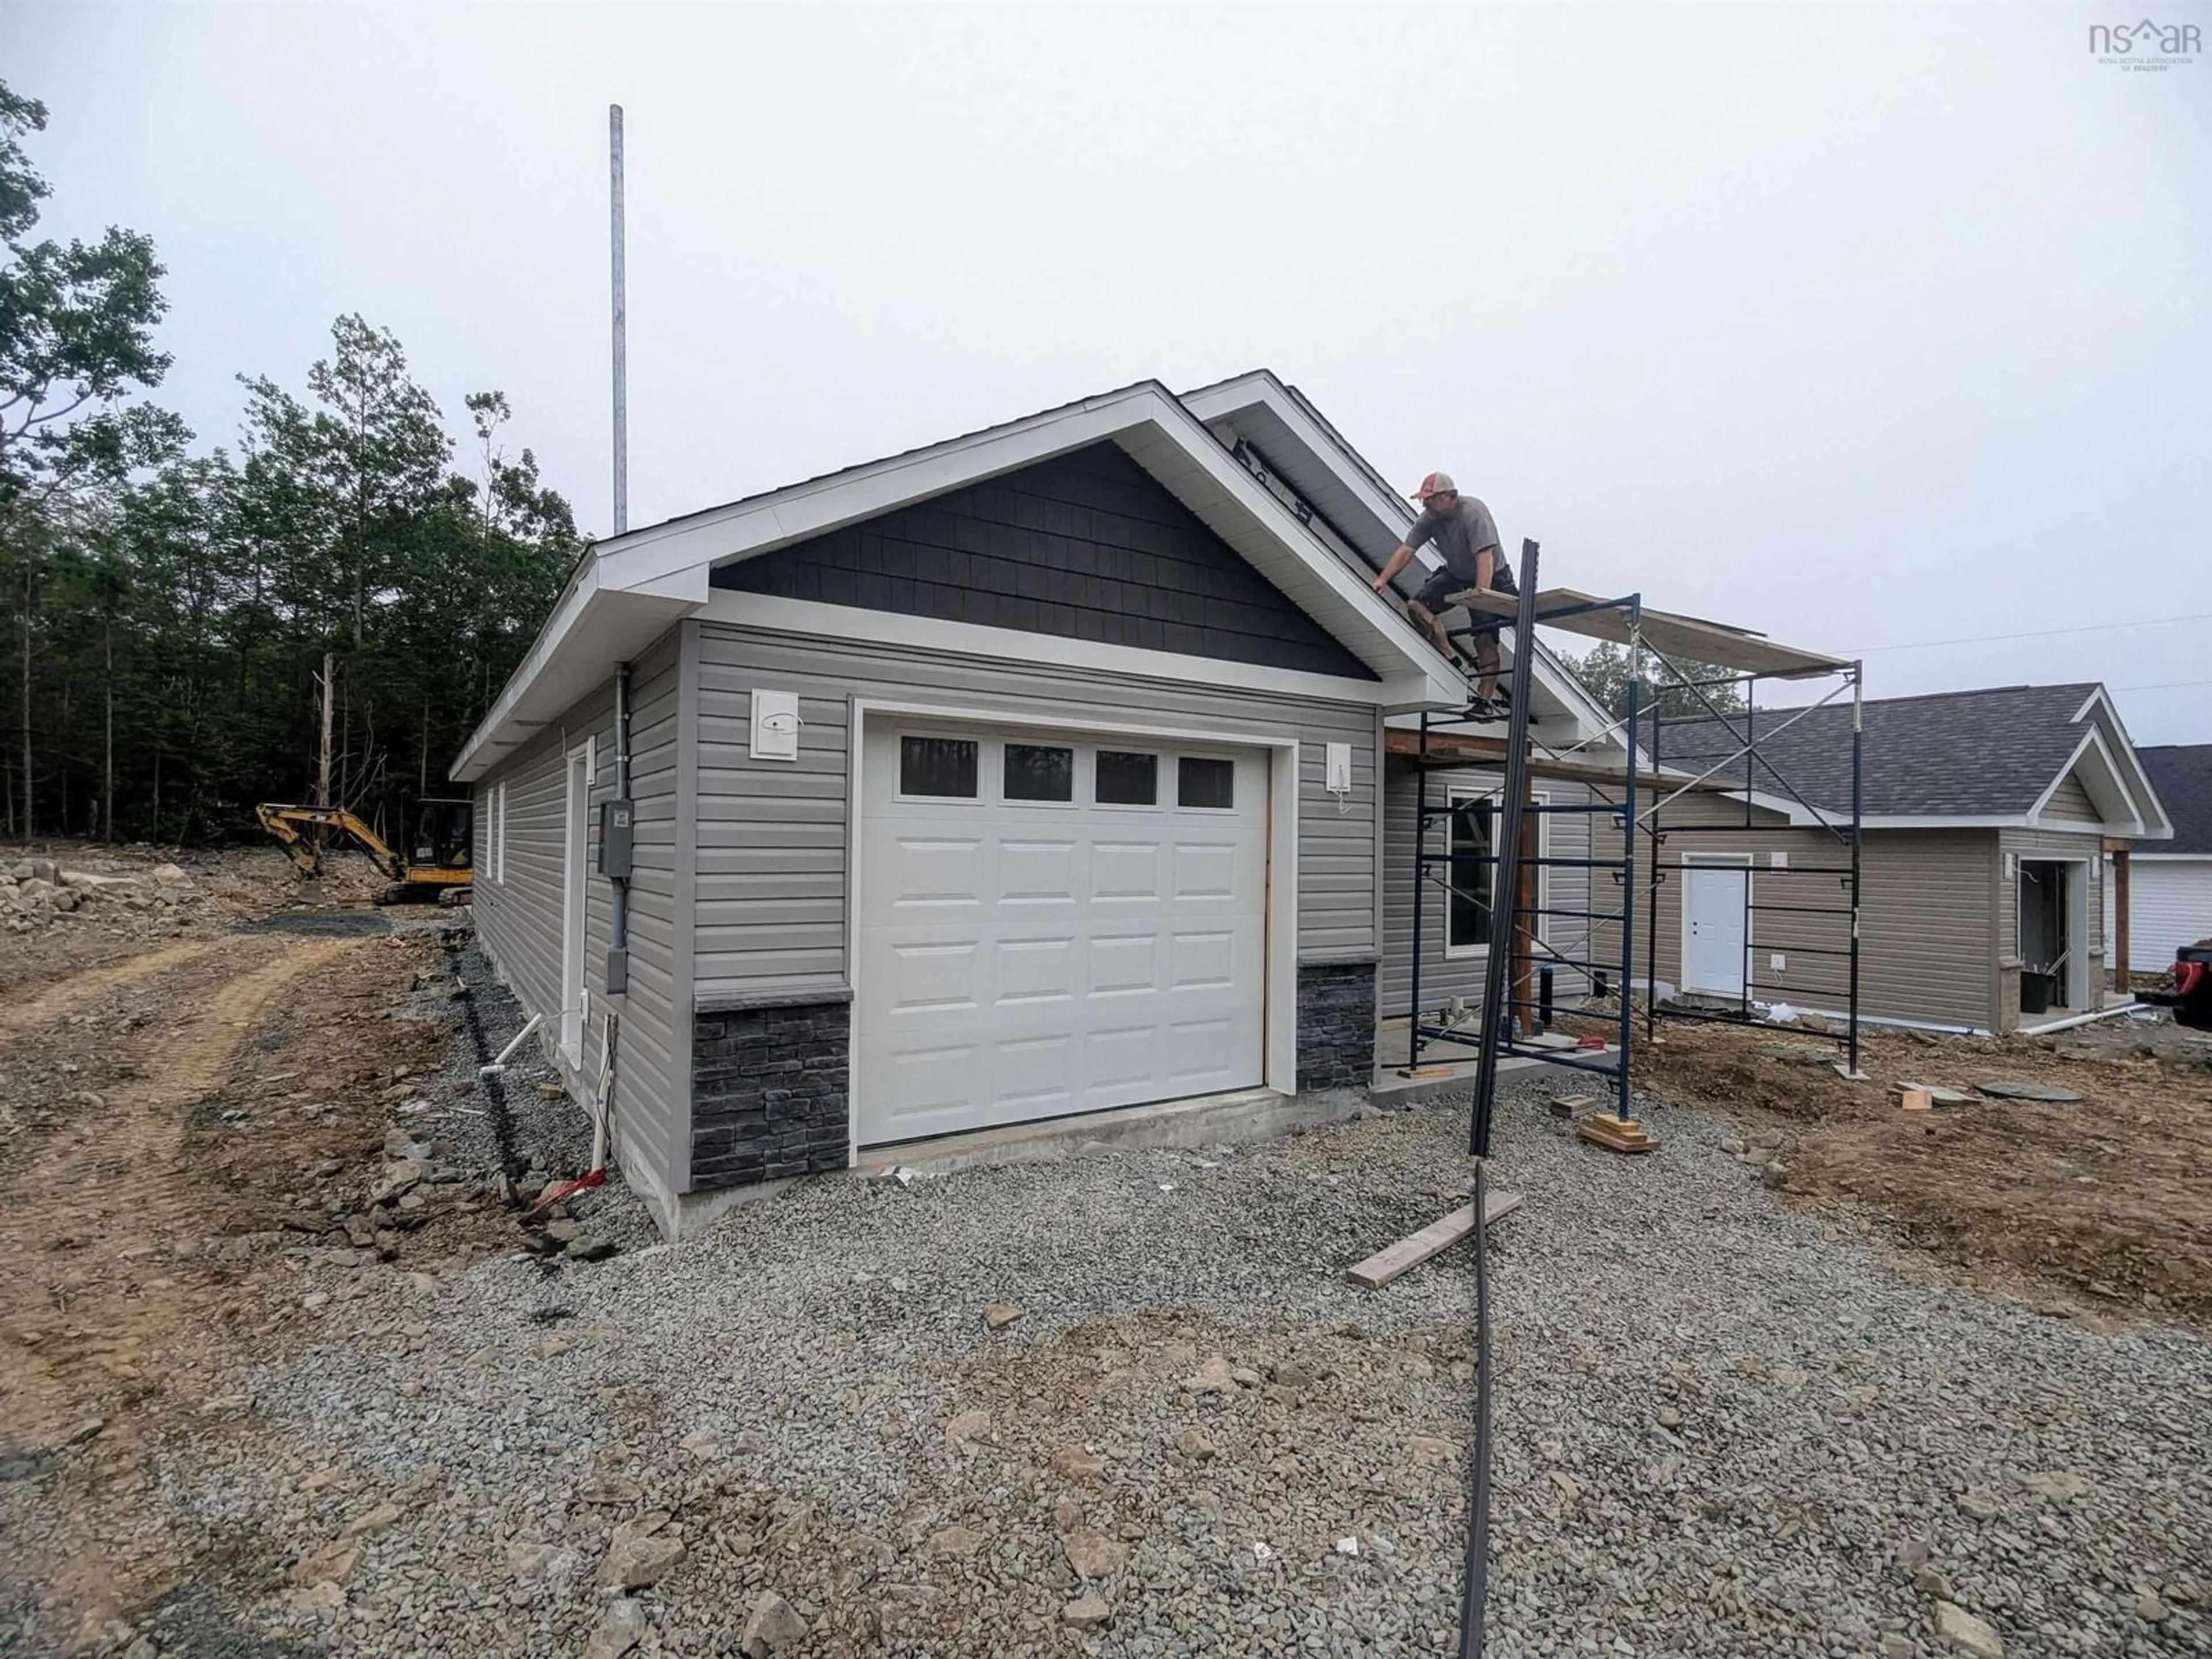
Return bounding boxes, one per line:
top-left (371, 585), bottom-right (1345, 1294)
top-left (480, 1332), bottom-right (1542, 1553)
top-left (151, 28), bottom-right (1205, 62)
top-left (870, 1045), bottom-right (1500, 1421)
top-left (610, 103), bottom-right (628, 536)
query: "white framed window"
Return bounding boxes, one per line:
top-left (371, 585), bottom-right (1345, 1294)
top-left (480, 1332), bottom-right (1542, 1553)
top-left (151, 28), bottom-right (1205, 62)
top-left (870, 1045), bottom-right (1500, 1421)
top-left (1444, 787), bottom-right (1548, 959)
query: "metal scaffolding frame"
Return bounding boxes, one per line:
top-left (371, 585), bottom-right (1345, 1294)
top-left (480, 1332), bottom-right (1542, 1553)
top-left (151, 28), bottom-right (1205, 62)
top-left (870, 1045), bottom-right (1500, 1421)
top-left (1399, 541), bottom-right (1866, 1157)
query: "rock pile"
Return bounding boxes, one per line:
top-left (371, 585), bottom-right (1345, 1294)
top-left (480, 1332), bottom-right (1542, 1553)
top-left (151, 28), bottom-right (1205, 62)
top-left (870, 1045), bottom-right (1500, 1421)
top-left (2, 857), bottom-right (206, 933)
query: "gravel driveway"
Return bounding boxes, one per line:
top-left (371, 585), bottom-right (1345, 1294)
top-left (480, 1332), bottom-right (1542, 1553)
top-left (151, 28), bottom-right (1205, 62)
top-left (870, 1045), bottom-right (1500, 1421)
top-left (96, 1081), bottom-right (2212, 1657)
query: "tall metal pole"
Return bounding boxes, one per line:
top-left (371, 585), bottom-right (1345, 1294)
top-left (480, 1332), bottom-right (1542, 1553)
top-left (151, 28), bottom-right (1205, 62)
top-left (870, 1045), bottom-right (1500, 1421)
top-left (1471, 540), bottom-right (1540, 1158)
top-left (609, 104), bottom-right (629, 536)
top-left (1847, 663), bottom-right (1864, 1076)
top-left (1410, 711), bottom-right (1429, 1068)
top-left (1620, 603), bottom-right (1641, 1121)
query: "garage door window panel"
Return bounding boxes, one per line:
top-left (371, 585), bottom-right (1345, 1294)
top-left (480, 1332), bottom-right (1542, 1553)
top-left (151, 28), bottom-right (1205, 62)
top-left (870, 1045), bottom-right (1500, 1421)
top-left (1004, 743), bottom-right (1074, 803)
top-left (1178, 756), bottom-right (1236, 810)
top-left (1095, 749), bottom-right (1159, 807)
top-left (900, 735), bottom-right (978, 799)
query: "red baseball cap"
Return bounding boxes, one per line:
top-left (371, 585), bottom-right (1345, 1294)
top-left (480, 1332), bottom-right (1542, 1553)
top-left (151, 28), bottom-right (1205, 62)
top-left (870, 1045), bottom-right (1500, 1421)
top-left (1411, 471), bottom-right (1457, 501)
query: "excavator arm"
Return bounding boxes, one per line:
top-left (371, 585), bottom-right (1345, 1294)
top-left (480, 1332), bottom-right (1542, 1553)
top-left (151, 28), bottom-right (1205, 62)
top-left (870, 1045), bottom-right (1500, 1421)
top-left (253, 804), bottom-right (407, 882)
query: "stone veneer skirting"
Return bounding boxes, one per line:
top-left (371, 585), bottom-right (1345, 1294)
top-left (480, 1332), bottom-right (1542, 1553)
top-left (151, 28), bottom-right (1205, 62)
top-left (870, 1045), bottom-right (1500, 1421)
top-left (691, 997), bottom-right (851, 1190)
top-left (1296, 958), bottom-right (1377, 1092)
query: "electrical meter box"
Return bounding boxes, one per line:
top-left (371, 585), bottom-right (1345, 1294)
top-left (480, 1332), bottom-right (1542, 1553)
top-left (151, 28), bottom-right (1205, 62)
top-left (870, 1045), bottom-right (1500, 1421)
top-left (597, 798), bottom-right (635, 878)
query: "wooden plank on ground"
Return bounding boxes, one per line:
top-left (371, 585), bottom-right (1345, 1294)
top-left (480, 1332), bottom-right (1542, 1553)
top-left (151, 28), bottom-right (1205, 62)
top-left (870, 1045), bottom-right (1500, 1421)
top-left (1346, 1190), bottom-right (1524, 1290)
top-left (1457, 588), bottom-right (1851, 680)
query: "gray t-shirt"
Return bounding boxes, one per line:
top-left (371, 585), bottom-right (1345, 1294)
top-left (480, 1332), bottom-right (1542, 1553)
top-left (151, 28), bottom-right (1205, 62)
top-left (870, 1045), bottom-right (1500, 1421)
top-left (1406, 497), bottom-right (1501, 584)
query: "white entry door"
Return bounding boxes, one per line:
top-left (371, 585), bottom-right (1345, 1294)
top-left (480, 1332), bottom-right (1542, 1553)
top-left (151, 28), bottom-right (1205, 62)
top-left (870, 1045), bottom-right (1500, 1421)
top-left (1681, 857), bottom-right (1751, 998)
top-left (855, 722), bottom-right (1268, 1147)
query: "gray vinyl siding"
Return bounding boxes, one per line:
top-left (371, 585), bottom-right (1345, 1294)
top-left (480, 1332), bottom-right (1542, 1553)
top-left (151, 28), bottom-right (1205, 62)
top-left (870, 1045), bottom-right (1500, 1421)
top-left (1378, 756), bottom-right (1593, 1018)
top-left (2041, 771), bottom-right (2102, 826)
top-left (1998, 825), bottom-right (2108, 1028)
top-left (691, 622), bottom-right (1380, 997)
top-left (467, 629), bottom-right (686, 1203)
top-left (1593, 798), bottom-right (2000, 1031)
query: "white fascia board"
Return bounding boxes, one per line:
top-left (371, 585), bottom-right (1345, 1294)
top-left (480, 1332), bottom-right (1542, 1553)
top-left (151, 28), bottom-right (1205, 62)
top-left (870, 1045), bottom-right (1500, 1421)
top-left (2070, 686), bottom-right (2175, 838)
top-left (703, 591), bottom-right (1433, 708)
top-left (450, 581), bottom-right (691, 783)
top-left (2025, 728), bottom-right (2158, 837)
top-left (594, 390), bottom-right (1154, 595)
top-left (2130, 853), bottom-right (2212, 862)
top-left (1750, 794), bottom-right (2032, 830)
top-left (1179, 370), bottom-right (1615, 742)
top-left (1127, 390), bottom-right (1464, 702)
top-left (452, 560), bottom-right (601, 781)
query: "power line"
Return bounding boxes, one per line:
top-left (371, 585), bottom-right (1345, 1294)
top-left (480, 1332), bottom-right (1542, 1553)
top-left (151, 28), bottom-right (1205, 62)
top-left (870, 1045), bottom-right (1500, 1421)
top-left (2108, 677), bottom-right (2212, 695)
top-left (1850, 611), bottom-right (2212, 654)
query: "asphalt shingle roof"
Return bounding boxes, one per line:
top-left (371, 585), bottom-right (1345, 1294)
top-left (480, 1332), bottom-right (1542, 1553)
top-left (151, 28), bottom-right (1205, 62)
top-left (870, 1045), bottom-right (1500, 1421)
top-left (1643, 684), bottom-right (2104, 817)
top-left (2137, 745), bottom-right (2212, 855)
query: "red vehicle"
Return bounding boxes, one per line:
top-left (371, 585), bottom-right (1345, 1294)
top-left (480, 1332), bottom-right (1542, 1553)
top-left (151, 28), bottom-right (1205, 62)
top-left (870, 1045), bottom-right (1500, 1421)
top-left (2175, 942), bottom-right (2212, 1032)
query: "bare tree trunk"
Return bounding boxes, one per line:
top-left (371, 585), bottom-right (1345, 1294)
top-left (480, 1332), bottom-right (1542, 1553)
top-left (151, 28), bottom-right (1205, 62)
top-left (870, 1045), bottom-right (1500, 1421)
top-left (151, 745), bottom-right (161, 845)
top-left (103, 618), bottom-right (115, 842)
top-left (316, 650), bottom-right (335, 853)
top-left (420, 700), bottom-right (429, 797)
top-left (18, 564), bottom-right (32, 840)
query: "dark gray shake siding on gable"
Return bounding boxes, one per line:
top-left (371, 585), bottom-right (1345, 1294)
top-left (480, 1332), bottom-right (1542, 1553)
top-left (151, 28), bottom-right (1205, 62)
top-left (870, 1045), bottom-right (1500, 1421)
top-left (711, 442), bottom-right (1377, 682)
top-left (468, 630), bottom-right (687, 1208)
top-left (689, 622), bottom-right (1381, 1002)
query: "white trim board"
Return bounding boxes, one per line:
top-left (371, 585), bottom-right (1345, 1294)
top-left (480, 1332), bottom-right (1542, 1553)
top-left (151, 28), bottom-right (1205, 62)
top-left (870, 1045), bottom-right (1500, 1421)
top-left (843, 699), bottom-right (1304, 1168)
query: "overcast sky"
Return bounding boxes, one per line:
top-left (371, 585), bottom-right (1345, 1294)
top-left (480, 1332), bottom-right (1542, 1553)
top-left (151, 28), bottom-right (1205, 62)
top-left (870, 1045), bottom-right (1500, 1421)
top-left (12, 2), bottom-right (2209, 740)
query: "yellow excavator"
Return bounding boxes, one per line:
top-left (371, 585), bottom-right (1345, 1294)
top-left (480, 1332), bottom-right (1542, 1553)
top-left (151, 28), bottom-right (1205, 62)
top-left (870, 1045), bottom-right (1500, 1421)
top-left (255, 798), bottom-right (474, 904)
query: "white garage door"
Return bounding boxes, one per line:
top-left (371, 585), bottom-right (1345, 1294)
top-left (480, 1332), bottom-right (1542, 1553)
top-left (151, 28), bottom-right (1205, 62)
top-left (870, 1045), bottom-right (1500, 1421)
top-left (856, 721), bottom-right (1268, 1147)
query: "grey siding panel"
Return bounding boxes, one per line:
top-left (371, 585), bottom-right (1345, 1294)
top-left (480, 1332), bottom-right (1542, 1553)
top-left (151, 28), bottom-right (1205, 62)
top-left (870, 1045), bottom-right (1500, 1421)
top-left (468, 628), bottom-right (687, 1204)
top-left (691, 623), bottom-right (1379, 996)
top-left (2040, 772), bottom-right (2101, 825)
top-left (1592, 799), bottom-right (1999, 1030)
top-left (1378, 756), bottom-right (1593, 1018)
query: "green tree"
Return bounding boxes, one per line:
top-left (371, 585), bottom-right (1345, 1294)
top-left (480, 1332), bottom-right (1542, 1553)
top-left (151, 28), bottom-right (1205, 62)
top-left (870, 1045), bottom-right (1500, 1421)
top-left (0, 79), bottom-right (185, 835)
top-left (1569, 641), bottom-right (1748, 724)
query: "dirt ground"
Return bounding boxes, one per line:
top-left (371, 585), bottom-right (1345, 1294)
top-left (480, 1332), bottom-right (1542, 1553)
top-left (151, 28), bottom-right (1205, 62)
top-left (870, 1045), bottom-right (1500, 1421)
top-left (5, 839), bottom-right (2211, 1649)
top-left (1611, 1010), bottom-right (2212, 1327)
top-left (0, 842), bottom-right (510, 1643)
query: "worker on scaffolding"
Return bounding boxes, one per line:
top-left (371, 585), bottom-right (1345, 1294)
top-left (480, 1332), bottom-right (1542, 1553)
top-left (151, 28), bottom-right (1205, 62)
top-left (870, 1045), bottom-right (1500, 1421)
top-left (1369, 471), bottom-right (1517, 715)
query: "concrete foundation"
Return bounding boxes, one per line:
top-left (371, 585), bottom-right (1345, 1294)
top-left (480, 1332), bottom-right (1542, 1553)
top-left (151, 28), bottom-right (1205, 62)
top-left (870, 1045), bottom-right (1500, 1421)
top-left (848, 1084), bottom-right (1372, 1178)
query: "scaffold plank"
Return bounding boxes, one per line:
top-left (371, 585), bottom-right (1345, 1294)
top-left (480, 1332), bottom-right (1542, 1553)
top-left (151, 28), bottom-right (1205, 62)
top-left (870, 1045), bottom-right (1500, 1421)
top-left (1455, 588), bottom-right (1851, 679)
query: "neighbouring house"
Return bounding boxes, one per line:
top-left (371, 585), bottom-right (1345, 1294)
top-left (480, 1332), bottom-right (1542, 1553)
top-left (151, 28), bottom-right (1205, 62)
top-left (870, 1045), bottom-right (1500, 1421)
top-left (1594, 684), bottom-right (2175, 1035)
top-left (451, 373), bottom-right (1578, 1237)
top-left (2106, 744), bottom-right (2212, 970)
